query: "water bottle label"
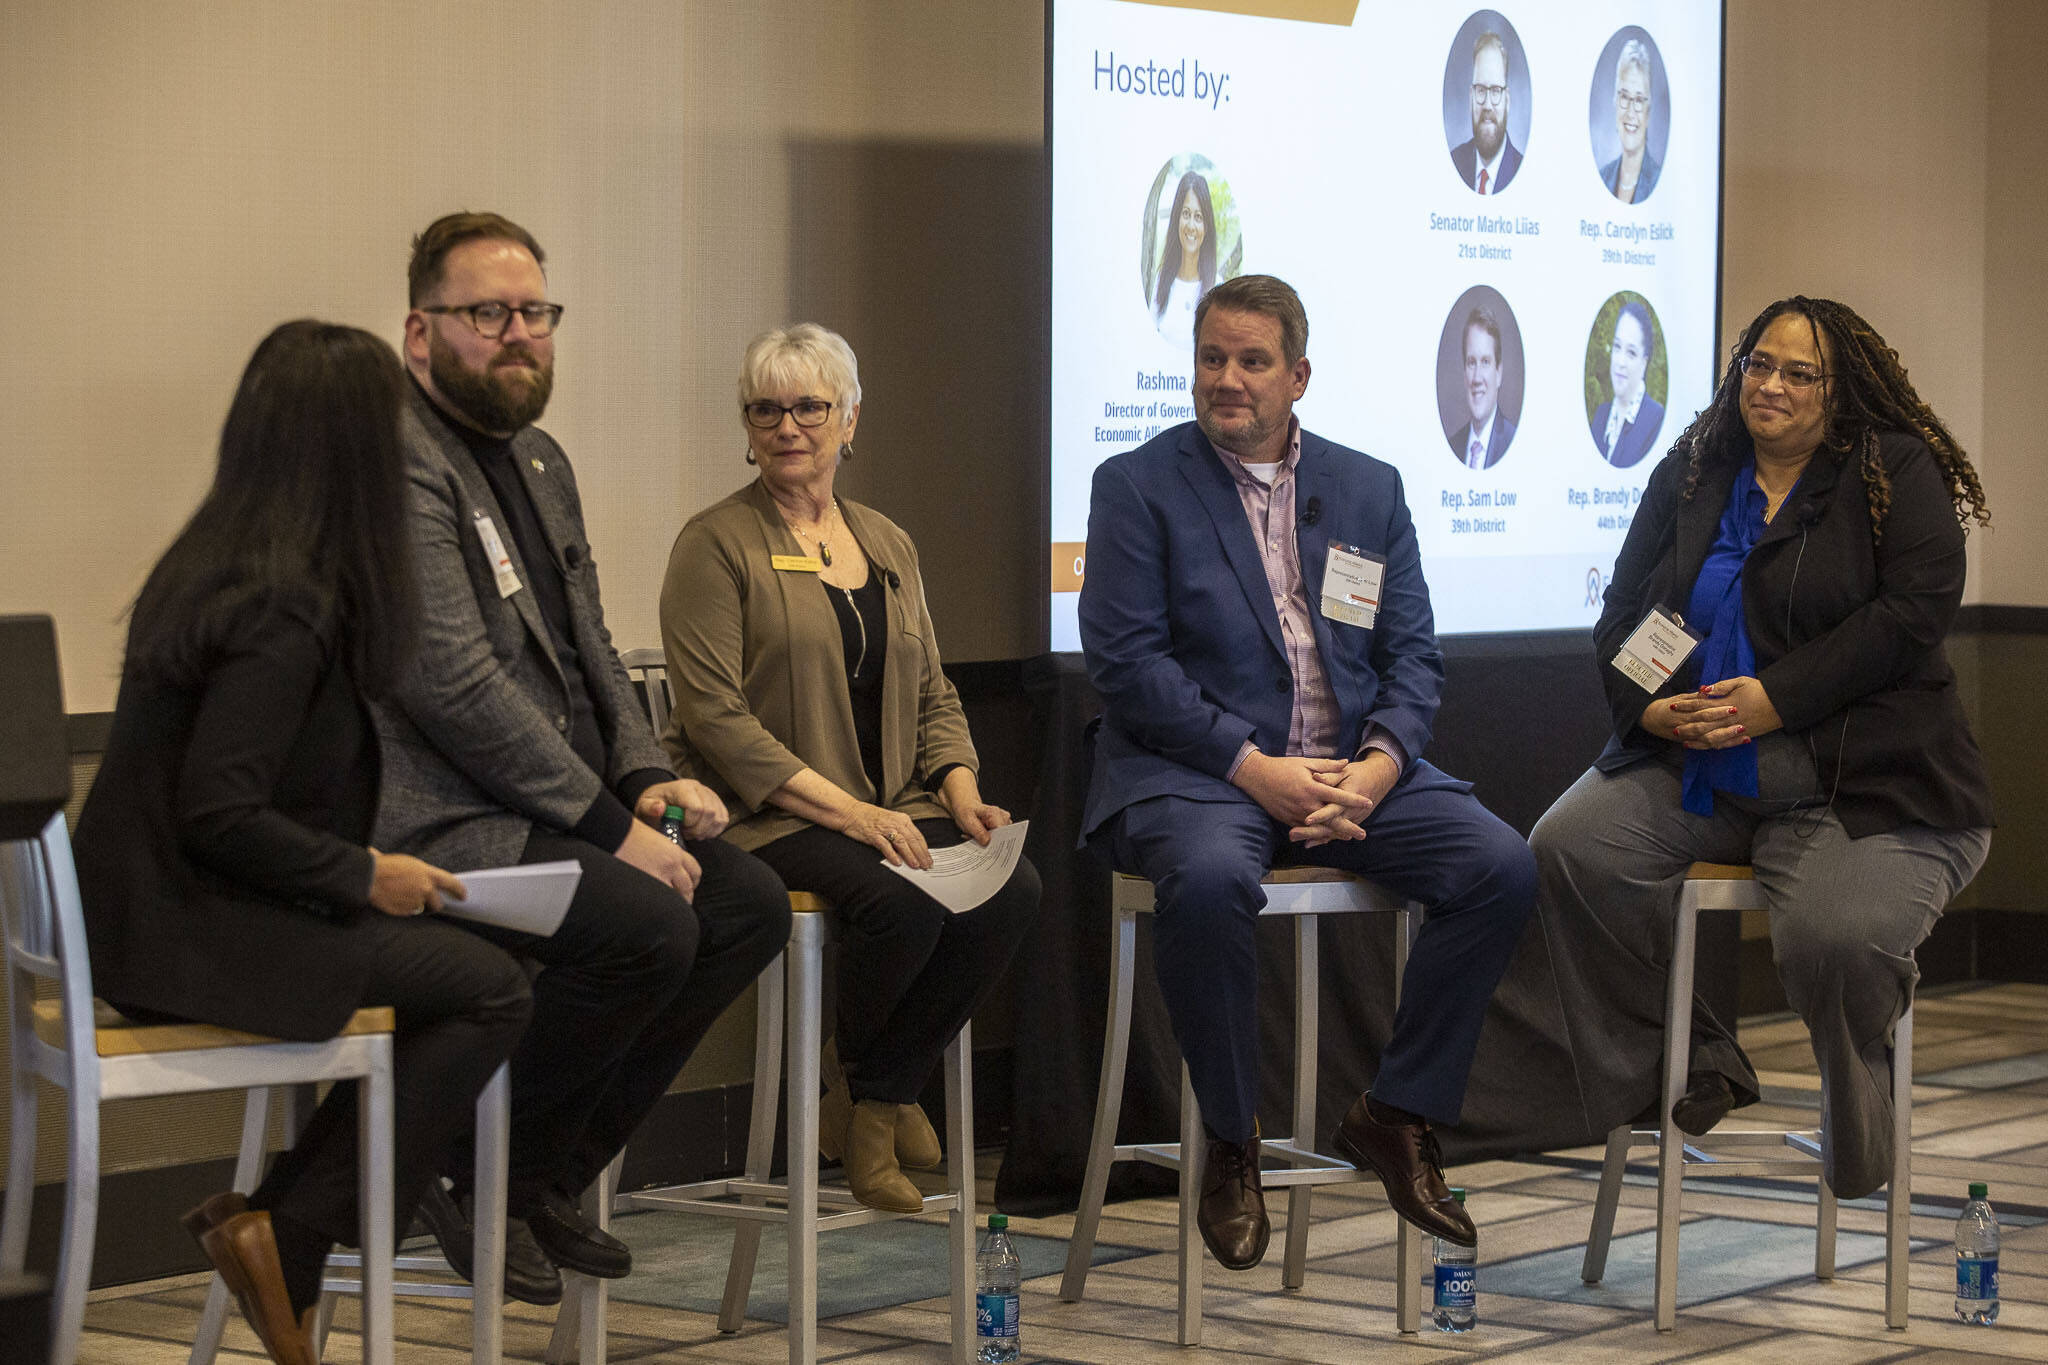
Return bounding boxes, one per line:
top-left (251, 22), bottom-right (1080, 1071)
top-left (1956, 1255), bottom-right (1999, 1300)
top-left (1433, 1264), bottom-right (1476, 1310)
top-left (976, 1291), bottom-right (1019, 1338)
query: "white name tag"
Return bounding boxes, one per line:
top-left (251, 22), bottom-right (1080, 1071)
top-left (473, 512), bottom-right (522, 599)
top-left (1320, 542), bottom-right (1385, 629)
top-left (1612, 607), bottom-right (1700, 692)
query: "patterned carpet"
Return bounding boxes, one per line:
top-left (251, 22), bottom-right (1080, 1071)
top-left (72, 981), bottom-right (2048, 1362)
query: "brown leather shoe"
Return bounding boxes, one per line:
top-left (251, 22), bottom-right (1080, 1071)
top-left (1197, 1136), bottom-right (1270, 1270)
top-left (1332, 1096), bottom-right (1475, 1247)
top-left (191, 1208), bottom-right (319, 1365)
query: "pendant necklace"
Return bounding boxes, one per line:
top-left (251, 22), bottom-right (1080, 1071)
top-left (781, 499), bottom-right (837, 566)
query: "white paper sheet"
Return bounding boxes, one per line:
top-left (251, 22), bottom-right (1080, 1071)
top-left (436, 860), bottom-right (581, 937)
top-left (883, 820), bottom-right (1029, 913)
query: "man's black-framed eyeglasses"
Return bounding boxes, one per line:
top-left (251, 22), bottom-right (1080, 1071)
top-left (422, 301), bottom-right (566, 340)
top-left (742, 398), bottom-right (835, 429)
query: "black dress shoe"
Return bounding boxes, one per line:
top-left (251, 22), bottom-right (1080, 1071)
top-left (416, 1180), bottom-right (564, 1306)
top-left (1332, 1096), bottom-right (1476, 1247)
top-left (1671, 1071), bottom-right (1737, 1137)
top-left (1197, 1137), bottom-right (1270, 1271)
top-left (527, 1185), bottom-right (632, 1279)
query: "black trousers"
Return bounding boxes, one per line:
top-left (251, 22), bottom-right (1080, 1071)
top-left (448, 829), bottom-right (791, 1208)
top-left (250, 913), bottom-right (532, 1247)
top-left (752, 819), bottom-right (1038, 1103)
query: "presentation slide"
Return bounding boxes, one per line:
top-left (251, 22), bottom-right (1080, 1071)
top-left (1048, 0), bottom-right (1724, 646)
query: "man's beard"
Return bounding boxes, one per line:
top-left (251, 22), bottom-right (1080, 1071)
top-left (1472, 108), bottom-right (1504, 160)
top-left (1198, 406), bottom-right (1278, 456)
top-left (428, 333), bottom-right (553, 434)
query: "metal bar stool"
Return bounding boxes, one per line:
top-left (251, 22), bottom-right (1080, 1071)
top-left (543, 896), bottom-right (976, 1365)
top-left (0, 813), bottom-right (397, 1365)
top-left (1059, 867), bottom-right (1427, 1343)
top-left (189, 1063), bottom-right (513, 1365)
top-left (543, 652), bottom-right (978, 1365)
top-left (1579, 862), bottom-right (1914, 1331)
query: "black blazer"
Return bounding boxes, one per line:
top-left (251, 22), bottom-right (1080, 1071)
top-left (1592, 432), bottom-right (1993, 838)
top-left (75, 592), bottom-right (382, 1040)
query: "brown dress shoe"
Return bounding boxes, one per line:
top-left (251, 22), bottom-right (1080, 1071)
top-left (191, 1208), bottom-right (320, 1365)
top-left (1197, 1136), bottom-right (1270, 1270)
top-left (1332, 1096), bottom-right (1476, 1247)
top-left (845, 1099), bottom-right (925, 1213)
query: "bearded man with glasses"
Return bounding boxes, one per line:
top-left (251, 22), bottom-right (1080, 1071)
top-left (372, 211), bottom-right (791, 1304)
top-left (1449, 30), bottom-right (1522, 195)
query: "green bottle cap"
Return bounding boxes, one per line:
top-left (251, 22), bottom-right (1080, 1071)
top-left (988, 1213), bottom-right (1008, 1230)
top-left (1450, 1187), bottom-right (1467, 1203)
top-left (664, 805), bottom-right (686, 820)
top-left (1970, 1181), bottom-right (1988, 1199)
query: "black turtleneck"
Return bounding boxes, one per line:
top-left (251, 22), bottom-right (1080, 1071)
top-left (418, 380), bottom-right (667, 850)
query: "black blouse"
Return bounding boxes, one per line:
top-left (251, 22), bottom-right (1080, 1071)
top-left (824, 573), bottom-right (889, 800)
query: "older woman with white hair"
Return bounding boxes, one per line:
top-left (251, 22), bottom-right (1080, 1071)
top-left (658, 323), bottom-right (1038, 1211)
top-left (1600, 38), bottom-right (1660, 204)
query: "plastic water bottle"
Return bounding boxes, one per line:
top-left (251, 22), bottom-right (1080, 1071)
top-left (659, 804), bottom-right (687, 845)
top-left (1955, 1181), bottom-right (2000, 1324)
top-left (1433, 1187), bottom-right (1476, 1333)
top-left (975, 1213), bottom-right (1021, 1363)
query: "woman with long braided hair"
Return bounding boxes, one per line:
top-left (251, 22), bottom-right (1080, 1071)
top-left (1528, 296), bottom-right (1992, 1200)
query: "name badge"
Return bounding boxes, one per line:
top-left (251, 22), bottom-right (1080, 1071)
top-left (771, 554), bottom-right (825, 574)
top-left (1320, 541), bottom-right (1386, 629)
top-left (473, 512), bottom-right (522, 599)
top-left (1612, 606), bottom-right (1700, 692)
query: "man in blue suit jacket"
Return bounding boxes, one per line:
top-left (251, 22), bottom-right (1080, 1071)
top-left (1079, 276), bottom-right (1534, 1271)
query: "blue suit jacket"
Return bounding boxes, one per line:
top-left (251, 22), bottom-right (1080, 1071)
top-left (1590, 395), bottom-right (1666, 469)
top-left (1078, 423), bottom-right (1454, 838)
top-left (1451, 136), bottom-right (1523, 194)
top-left (1600, 150), bottom-right (1661, 203)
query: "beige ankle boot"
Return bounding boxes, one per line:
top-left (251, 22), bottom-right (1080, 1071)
top-left (818, 1039), bottom-right (853, 1163)
top-left (895, 1103), bottom-right (942, 1170)
top-left (846, 1099), bottom-right (923, 1212)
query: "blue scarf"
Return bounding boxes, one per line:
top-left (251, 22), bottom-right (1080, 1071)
top-left (1681, 461), bottom-right (1780, 816)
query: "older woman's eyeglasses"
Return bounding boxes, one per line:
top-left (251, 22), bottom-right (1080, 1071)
top-left (1738, 355), bottom-right (1826, 390)
top-left (743, 398), bottom-right (835, 429)
top-left (422, 301), bottom-right (565, 339)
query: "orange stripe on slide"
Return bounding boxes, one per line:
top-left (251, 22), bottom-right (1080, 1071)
top-left (1052, 542), bottom-right (1088, 592)
top-left (1116, 0), bottom-right (1360, 24)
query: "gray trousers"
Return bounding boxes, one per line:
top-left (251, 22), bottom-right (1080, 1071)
top-left (1528, 736), bottom-right (1988, 1200)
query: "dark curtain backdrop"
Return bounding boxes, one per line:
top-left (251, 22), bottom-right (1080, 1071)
top-left (991, 634), bottom-right (1742, 1214)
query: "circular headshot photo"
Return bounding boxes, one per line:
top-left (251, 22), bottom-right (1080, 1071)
top-left (1588, 28), bottom-right (1670, 206)
top-left (1441, 12), bottom-right (1532, 197)
top-left (1436, 285), bottom-right (1525, 469)
top-left (1139, 154), bottom-right (1243, 349)
top-left (1584, 292), bottom-right (1669, 468)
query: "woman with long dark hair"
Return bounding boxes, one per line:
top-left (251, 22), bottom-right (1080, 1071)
top-left (1531, 296), bottom-right (1992, 1200)
top-left (73, 321), bottom-right (533, 1365)
top-left (1152, 170), bottom-right (1217, 347)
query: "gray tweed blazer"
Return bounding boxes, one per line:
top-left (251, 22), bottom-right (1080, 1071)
top-left (373, 387), bottom-right (670, 871)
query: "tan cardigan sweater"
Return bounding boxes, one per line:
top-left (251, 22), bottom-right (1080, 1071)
top-left (658, 479), bottom-right (978, 852)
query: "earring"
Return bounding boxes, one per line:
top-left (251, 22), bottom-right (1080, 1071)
top-left (838, 441), bottom-right (854, 463)
top-left (745, 447), bottom-right (757, 465)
